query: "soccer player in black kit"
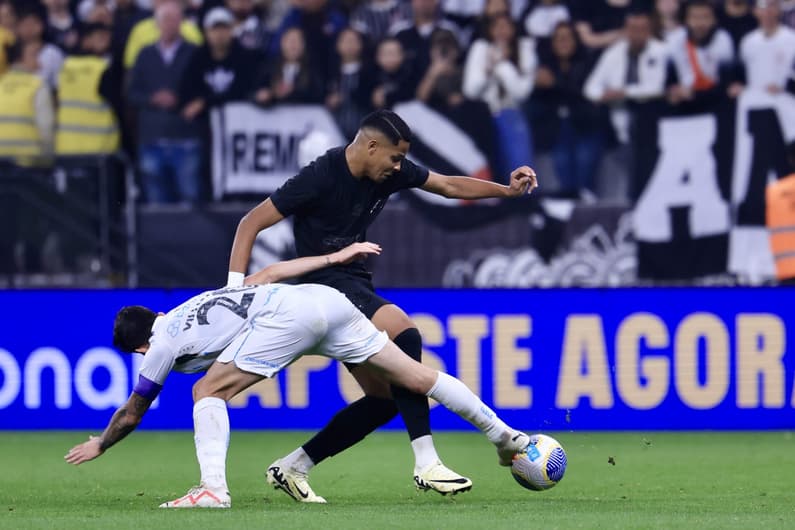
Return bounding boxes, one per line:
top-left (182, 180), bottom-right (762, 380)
top-left (227, 109), bottom-right (538, 501)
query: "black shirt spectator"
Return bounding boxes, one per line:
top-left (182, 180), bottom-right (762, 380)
top-left (271, 0), bottom-right (347, 85)
top-left (44, 0), bottom-right (79, 51)
top-left (391, 0), bottom-right (457, 82)
top-left (110, 0), bottom-right (149, 63)
top-left (181, 8), bottom-right (258, 116)
top-left (350, 0), bottom-right (412, 45)
top-left (415, 27), bottom-right (497, 171)
top-left (719, 0), bottom-right (758, 51)
top-left (372, 37), bottom-right (418, 108)
top-left (571, 0), bottom-right (631, 51)
top-left (256, 27), bottom-right (324, 105)
top-left (531, 21), bottom-right (607, 193)
top-left (326, 28), bottom-right (377, 139)
top-left (226, 0), bottom-right (272, 52)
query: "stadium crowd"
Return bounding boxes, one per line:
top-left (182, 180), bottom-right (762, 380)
top-left (1, 0), bottom-right (795, 203)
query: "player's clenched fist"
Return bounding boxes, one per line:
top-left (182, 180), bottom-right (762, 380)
top-left (508, 166), bottom-right (538, 196)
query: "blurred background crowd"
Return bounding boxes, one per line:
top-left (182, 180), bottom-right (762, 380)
top-left (1, 0), bottom-right (795, 286)
top-left (2, 0), bottom-right (794, 198)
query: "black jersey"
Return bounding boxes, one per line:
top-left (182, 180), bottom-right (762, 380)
top-left (270, 146), bottom-right (429, 276)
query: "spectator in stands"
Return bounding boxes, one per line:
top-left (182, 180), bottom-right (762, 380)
top-left (350, 0), bottom-right (412, 45)
top-left (55, 22), bottom-right (119, 155)
top-left (43, 0), bottom-right (79, 52)
top-left (584, 10), bottom-right (667, 144)
top-left (521, 0), bottom-right (571, 42)
top-left (719, 0), bottom-right (758, 51)
top-left (272, 0), bottom-right (347, 85)
top-left (463, 12), bottom-right (536, 179)
top-left (655, 0), bottom-right (681, 41)
top-left (226, 0), bottom-right (271, 52)
top-left (531, 21), bottom-right (606, 196)
top-left (415, 27), bottom-right (497, 170)
top-left (471, 0), bottom-right (511, 42)
top-left (783, 0), bottom-right (795, 26)
top-left (124, 0), bottom-right (202, 68)
top-left (571, 0), bottom-right (631, 52)
top-left (439, 0), bottom-right (484, 46)
top-left (255, 27), bottom-right (324, 105)
top-left (14, 6), bottom-right (65, 89)
top-left (326, 27), bottom-right (376, 139)
top-left (729, 0), bottom-right (795, 98)
top-left (391, 0), bottom-right (456, 81)
top-left (372, 36), bottom-right (418, 108)
top-left (181, 7), bottom-right (258, 118)
top-left (666, 0), bottom-right (734, 110)
top-left (111, 0), bottom-right (149, 62)
top-left (0, 41), bottom-right (55, 163)
top-left (263, 0), bottom-right (290, 32)
top-left (78, 0), bottom-right (116, 26)
top-left (127, 0), bottom-right (201, 203)
top-left (0, 0), bottom-right (16, 75)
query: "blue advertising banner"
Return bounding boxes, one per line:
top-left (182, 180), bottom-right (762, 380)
top-left (0, 288), bottom-right (793, 431)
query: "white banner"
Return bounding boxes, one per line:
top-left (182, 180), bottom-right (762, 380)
top-left (633, 114), bottom-right (729, 243)
top-left (729, 90), bottom-right (795, 282)
top-left (211, 103), bottom-right (345, 199)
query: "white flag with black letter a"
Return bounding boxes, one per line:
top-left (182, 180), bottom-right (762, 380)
top-left (729, 90), bottom-right (795, 283)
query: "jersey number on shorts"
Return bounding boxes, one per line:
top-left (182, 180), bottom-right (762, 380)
top-left (197, 292), bottom-right (256, 325)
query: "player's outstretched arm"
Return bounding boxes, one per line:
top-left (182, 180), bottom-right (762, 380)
top-left (421, 167), bottom-right (538, 200)
top-left (228, 198), bottom-right (286, 285)
top-left (244, 242), bottom-right (382, 285)
top-left (64, 392), bottom-right (153, 465)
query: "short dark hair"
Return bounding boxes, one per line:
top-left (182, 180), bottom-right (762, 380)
top-left (685, 0), bottom-right (716, 14)
top-left (113, 306), bottom-right (157, 353)
top-left (359, 110), bottom-right (412, 145)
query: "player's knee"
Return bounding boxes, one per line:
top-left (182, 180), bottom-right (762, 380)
top-left (393, 327), bottom-right (422, 362)
top-left (192, 378), bottom-right (217, 402)
top-left (404, 367), bottom-right (437, 395)
top-left (192, 380), bottom-right (206, 402)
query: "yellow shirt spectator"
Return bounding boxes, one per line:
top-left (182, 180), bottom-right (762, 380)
top-left (123, 17), bottom-right (202, 68)
top-left (0, 26), bottom-right (15, 75)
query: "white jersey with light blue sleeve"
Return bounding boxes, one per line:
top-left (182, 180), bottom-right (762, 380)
top-left (132, 284), bottom-right (289, 400)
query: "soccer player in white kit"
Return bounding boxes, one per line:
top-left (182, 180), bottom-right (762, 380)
top-left (65, 243), bottom-right (530, 508)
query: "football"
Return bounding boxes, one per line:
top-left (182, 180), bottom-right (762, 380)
top-left (510, 434), bottom-right (567, 491)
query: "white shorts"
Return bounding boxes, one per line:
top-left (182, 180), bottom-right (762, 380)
top-left (216, 284), bottom-right (388, 378)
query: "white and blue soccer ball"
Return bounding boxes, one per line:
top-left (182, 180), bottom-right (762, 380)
top-left (510, 434), bottom-right (567, 491)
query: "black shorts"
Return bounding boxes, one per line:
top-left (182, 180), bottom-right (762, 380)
top-left (301, 268), bottom-right (391, 319)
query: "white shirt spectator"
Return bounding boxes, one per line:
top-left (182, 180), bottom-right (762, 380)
top-left (739, 25), bottom-right (795, 90)
top-left (584, 37), bottom-right (668, 142)
top-left (667, 27), bottom-right (734, 90)
top-left (523, 3), bottom-right (570, 39)
top-left (584, 37), bottom-right (668, 101)
top-left (463, 37), bottom-right (537, 113)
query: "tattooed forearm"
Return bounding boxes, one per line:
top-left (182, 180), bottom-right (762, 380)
top-left (97, 393), bottom-right (152, 451)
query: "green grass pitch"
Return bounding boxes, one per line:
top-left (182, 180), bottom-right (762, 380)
top-left (2, 431), bottom-right (794, 529)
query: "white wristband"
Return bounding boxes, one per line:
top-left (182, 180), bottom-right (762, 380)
top-left (227, 271), bottom-right (245, 287)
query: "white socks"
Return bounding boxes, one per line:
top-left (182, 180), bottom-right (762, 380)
top-left (193, 397), bottom-right (230, 492)
top-left (411, 435), bottom-right (439, 473)
top-left (426, 372), bottom-right (510, 445)
top-left (281, 447), bottom-right (316, 475)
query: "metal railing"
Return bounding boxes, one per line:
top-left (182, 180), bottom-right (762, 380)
top-left (0, 153), bottom-right (138, 287)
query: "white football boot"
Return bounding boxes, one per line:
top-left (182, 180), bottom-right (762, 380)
top-left (158, 484), bottom-right (231, 508)
top-left (266, 460), bottom-right (327, 503)
top-left (497, 430), bottom-right (531, 466)
top-left (413, 460), bottom-right (473, 495)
